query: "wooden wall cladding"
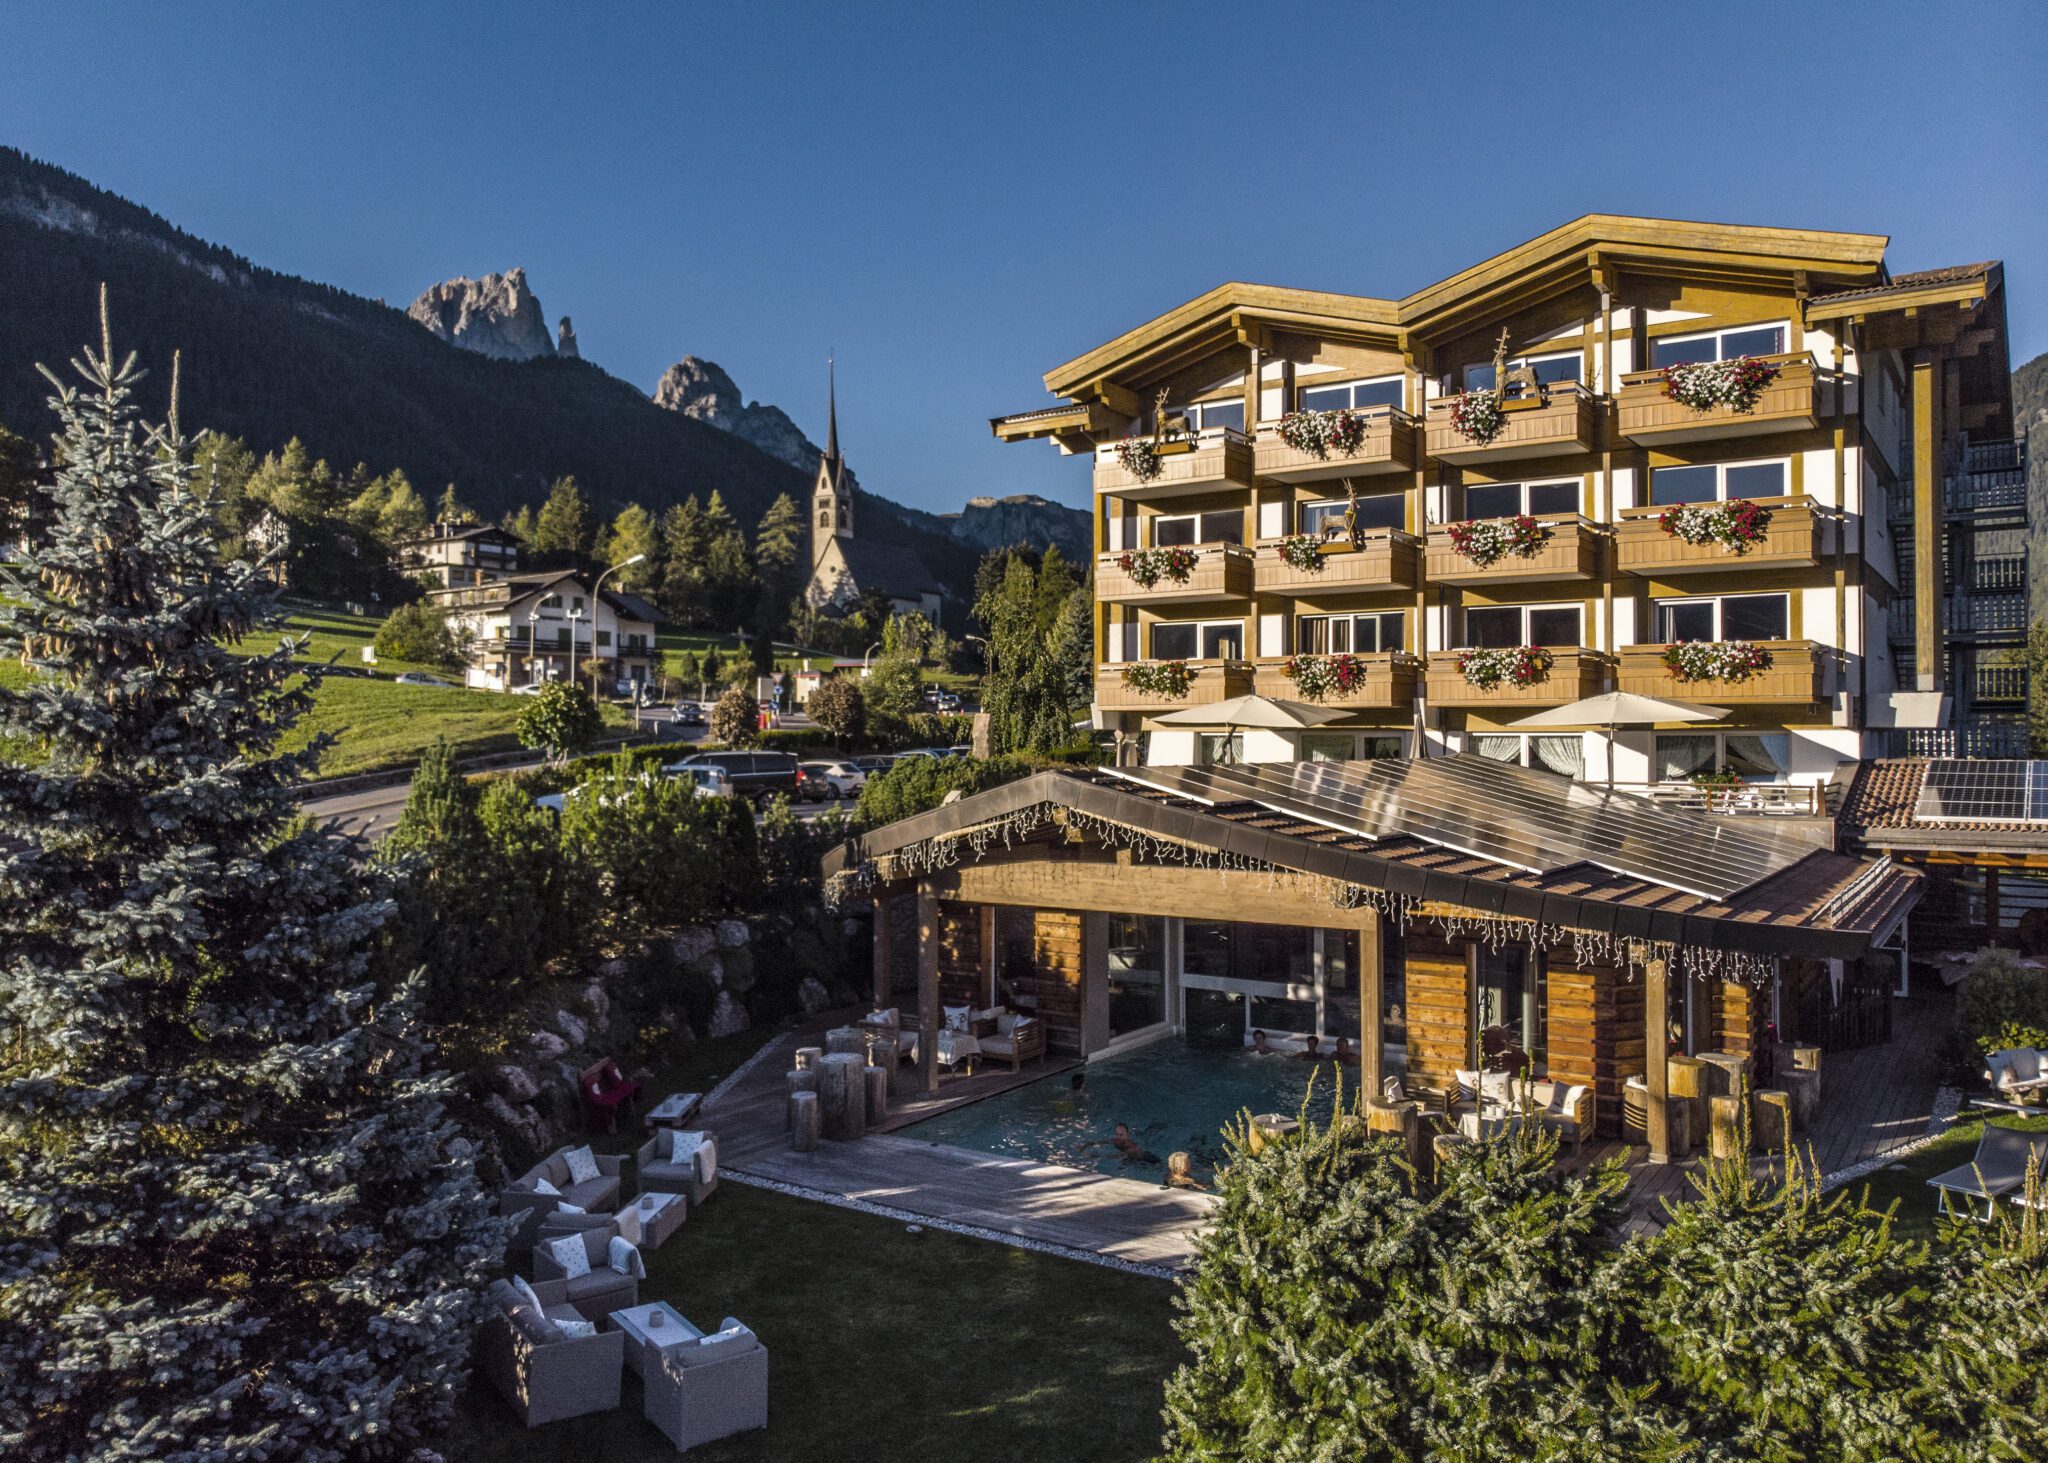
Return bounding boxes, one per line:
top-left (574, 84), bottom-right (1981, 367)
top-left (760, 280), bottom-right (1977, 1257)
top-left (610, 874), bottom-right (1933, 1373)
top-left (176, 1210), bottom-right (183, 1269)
top-left (1711, 979), bottom-right (1768, 1063)
top-left (1032, 911), bottom-right (1085, 1053)
top-left (1403, 934), bottom-right (1469, 1092)
top-left (1545, 958), bottom-right (1643, 1138)
top-left (936, 901), bottom-right (982, 1010)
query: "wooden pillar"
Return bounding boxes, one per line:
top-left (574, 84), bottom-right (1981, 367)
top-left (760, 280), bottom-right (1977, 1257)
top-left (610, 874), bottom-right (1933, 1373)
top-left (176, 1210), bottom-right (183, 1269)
top-left (871, 889), bottom-right (892, 1011)
top-left (980, 903), bottom-right (998, 1006)
top-left (1985, 866), bottom-right (2002, 947)
top-left (917, 881), bottom-right (941, 1098)
top-left (1359, 907), bottom-right (1385, 1098)
top-left (1645, 957), bottom-right (1672, 1164)
top-left (1910, 350), bottom-right (1944, 691)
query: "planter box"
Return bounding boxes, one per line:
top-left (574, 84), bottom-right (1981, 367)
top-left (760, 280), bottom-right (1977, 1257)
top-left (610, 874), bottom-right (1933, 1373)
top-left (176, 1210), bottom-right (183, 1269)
top-left (1617, 354), bottom-right (1821, 446)
top-left (1093, 429), bottom-right (1255, 497)
top-left (1615, 495), bottom-right (1825, 577)
top-left (1253, 410), bottom-right (1418, 483)
top-left (1254, 653), bottom-right (1420, 710)
top-left (1424, 647), bottom-right (1613, 708)
top-left (1095, 659), bottom-right (1255, 715)
top-left (1095, 545), bottom-right (1255, 605)
top-left (1254, 530), bottom-right (1420, 593)
top-left (1425, 385), bottom-right (1600, 464)
top-left (1425, 517), bottom-right (1605, 584)
top-left (1617, 641), bottom-right (1827, 704)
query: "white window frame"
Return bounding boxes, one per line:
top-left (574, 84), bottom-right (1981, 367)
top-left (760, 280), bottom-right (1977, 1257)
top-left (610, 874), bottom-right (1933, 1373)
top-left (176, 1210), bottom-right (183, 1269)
top-left (1183, 398), bottom-right (1246, 431)
top-left (1148, 618), bottom-right (1247, 662)
top-left (1153, 509), bottom-right (1244, 547)
top-left (1298, 373), bottom-right (1405, 413)
top-left (1650, 320), bottom-right (1790, 367)
top-left (1648, 455), bottom-right (1791, 506)
top-left (1298, 489), bottom-right (1405, 536)
top-left (1460, 600), bottom-right (1584, 650)
top-left (1299, 731), bottom-right (1408, 763)
top-left (1464, 348), bottom-right (1582, 393)
top-left (1461, 477), bottom-right (1582, 520)
top-left (1296, 611), bottom-right (1404, 655)
top-left (1471, 731), bottom-right (1588, 774)
top-left (1650, 592), bottom-right (1790, 644)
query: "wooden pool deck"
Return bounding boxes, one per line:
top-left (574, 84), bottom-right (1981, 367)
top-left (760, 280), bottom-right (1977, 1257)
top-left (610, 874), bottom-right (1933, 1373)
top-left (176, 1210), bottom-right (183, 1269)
top-left (705, 992), bottom-right (1951, 1266)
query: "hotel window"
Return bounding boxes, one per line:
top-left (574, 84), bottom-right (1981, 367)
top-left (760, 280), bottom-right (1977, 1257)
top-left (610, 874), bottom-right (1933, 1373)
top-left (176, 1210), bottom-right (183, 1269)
top-left (1652, 593), bottom-right (1789, 643)
top-left (1299, 490), bottom-right (1404, 537)
top-left (1649, 457), bottom-right (1789, 506)
top-left (1654, 731), bottom-right (1792, 782)
top-left (1184, 920), bottom-right (1315, 988)
top-left (1180, 398), bottom-right (1245, 433)
top-left (1300, 732), bottom-right (1405, 763)
top-left (1463, 603), bottom-right (1583, 649)
top-left (541, 594), bottom-right (563, 610)
top-left (596, 630), bottom-right (612, 647)
top-left (1153, 509), bottom-right (1244, 546)
top-left (1299, 374), bottom-right (1405, 413)
top-left (1150, 619), bottom-right (1245, 661)
top-left (1296, 611), bottom-right (1403, 654)
top-left (1651, 322), bottom-right (1788, 369)
top-left (1463, 478), bottom-right (1581, 520)
top-left (1106, 914), bottom-right (1167, 1038)
top-left (571, 596), bottom-right (586, 613)
top-left (1474, 733), bottom-right (1587, 779)
top-left (1195, 732), bottom-right (1243, 766)
top-left (1464, 349), bottom-right (1580, 394)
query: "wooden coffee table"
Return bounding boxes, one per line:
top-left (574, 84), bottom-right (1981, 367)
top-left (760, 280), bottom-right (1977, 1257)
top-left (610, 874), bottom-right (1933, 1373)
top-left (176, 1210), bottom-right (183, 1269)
top-left (609, 1300), bottom-right (701, 1378)
top-left (645, 1091), bottom-right (703, 1131)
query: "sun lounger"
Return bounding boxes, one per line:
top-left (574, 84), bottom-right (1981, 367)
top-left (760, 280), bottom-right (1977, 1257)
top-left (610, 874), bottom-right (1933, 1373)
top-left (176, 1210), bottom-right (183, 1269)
top-left (1927, 1124), bottom-right (2048, 1222)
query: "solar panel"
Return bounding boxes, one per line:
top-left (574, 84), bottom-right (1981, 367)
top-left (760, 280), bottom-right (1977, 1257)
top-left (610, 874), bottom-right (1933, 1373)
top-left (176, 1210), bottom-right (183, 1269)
top-left (1108, 754), bottom-right (1817, 902)
top-left (1914, 760), bottom-right (2048, 825)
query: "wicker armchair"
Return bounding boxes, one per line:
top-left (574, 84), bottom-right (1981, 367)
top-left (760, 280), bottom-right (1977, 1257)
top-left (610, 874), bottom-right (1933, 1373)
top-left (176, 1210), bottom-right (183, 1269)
top-left (641, 1317), bottom-right (768, 1450)
top-left (477, 1277), bottom-right (625, 1428)
top-left (532, 1224), bottom-right (641, 1323)
top-left (636, 1130), bottom-right (719, 1209)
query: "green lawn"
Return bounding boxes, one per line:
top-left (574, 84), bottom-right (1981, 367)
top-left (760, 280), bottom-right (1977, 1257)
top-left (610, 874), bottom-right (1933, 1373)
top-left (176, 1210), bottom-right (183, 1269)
top-left (1845, 1107), bottom-right (2048, 1242)
top-left (230, 603), bottom-right (444, 678)
top-left (444, 1181), bottom-right (1182, 1463)
top-left (281, 676), bottom-right (634, 779)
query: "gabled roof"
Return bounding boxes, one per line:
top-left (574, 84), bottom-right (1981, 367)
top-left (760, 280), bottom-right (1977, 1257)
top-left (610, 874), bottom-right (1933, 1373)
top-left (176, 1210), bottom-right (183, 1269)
top-left (1840, 758), bottom-right (2048, 853)
top-left (1806, 261), bottom-right (2001, 317)
top-left (427, 568), bottom-right (665, 624)
top-left (831, 538), bottom-right (943, 597)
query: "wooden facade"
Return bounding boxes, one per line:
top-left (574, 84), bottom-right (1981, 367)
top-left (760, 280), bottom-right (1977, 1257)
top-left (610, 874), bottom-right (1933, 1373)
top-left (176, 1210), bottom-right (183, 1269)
top-left (1614, 641), bottom-right (1828, 704)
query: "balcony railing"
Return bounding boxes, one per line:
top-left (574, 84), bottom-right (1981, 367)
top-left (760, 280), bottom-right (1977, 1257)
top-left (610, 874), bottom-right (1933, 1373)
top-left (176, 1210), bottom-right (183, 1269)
top-left (1252, 652), bottom-right (1420, 710)
top-left (1614, 781), bottom-right (1825, 817)
top-left (1974, 663), bottom-right (2029, 704)
top-left (1092, 426), bottom-right (1255, 497)
top-left (1423, 647), bottom-right (1613, 708)
top-left (1616, 640), bottom-right (1827, 705)
top-left (1616, 352), bottom-right (1822, 446)
top-left (1878, 726), bottom-right (2031, 758)
top-left (1252, 529), bottom-right (1421, 593)
top-left (1947, 592), bottom-right (2029, 635)
top-left (1425, 383), bottom-right (1600, 464)
top-left (1969, 555), bottom-right (2027, 593)
top-left (1424, 515), bottom-right (1606, 584)
top-left (1094, 658), bottom-right (1256, 714)
top-left (1252, 408), bottom-right (1418, 483)
top-left (1615, 494), bottom-right (1825, 577)
top-left (1094, 544), bottom-right (1255, 605)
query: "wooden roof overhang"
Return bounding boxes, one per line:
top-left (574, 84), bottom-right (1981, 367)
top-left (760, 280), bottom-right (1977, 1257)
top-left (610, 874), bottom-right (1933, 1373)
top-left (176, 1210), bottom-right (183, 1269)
top-left (825, 769), bottom-right (1919, 964)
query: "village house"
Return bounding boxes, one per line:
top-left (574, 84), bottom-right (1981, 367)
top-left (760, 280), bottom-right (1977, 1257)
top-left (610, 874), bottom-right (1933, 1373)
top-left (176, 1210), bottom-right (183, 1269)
top-left (430, 569), bottom-right (663, 695)
top-left (394, 521), bottom-right (524, 588)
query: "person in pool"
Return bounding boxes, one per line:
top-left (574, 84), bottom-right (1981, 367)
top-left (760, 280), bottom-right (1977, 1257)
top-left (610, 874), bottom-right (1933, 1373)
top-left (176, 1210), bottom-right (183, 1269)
top-left (1332, 1036), bottom-right (1360, 1066)
top-left (1046, 1071), bottom-right (1087, 1116)
top-left (1295, 1034), bottom-right (1323, 1061)
top-left (1250, 1029), bottom-right (1274, 1055)
top-left (1165, 1152), bottom-right (1208, 1191)
top-left (1082, 1121), bottom-right (1160, 1166)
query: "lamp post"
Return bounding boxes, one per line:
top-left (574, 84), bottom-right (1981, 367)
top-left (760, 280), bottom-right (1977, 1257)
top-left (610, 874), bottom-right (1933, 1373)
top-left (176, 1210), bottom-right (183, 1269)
top-left (577, 554), bottom-right (646, 693)
top-left (526, 605), bottom-right (545, 687)
top-left (862, 641), bottom-right (882, 672)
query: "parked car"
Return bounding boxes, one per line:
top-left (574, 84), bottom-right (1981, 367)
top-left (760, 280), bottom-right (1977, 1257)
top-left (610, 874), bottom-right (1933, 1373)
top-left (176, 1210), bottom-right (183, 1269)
top-left (851, 754), bottom-right (899, 779)
top-left (511, 681), bottom-right (550, 696)
top-left (795, 765), bottom-right (834, 803)
top-left (672, 765), bottom-right (734, 799)
top-left (394, 671), bottom-right (457, 687)
top-left (672, 702), bottom-right (707, 727)
top-left (934, 690), bottom-right (962, 712)
top-left (799, 760), bottom-right (867, 798)
top-left (666, 750), bottom-right (799, 806)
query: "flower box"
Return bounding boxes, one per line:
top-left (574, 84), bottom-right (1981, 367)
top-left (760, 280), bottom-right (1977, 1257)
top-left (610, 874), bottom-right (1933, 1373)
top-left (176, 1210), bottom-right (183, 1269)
top-left (1094, 658), bottom-right (1255, 713)
top-left (1616, 640), bottom-right (1825, 704)
top-left (1093, 428), bottom-right (1255, 495)
top-left (1253, 653), bottom-right (1419, 710)
top-left (1424, 647), bottom-right (1612, 707)
top-left (1253, 409), bottom-right (1417, 483)
top-left (1253, 529), bottom-right (1420, 593)
top-left (1425, 385), bottom-right (1599, 464)
top-left (1615, 495), bottom-right (1824, 577)
top-left (1616, 353), bottom-right (1821, 445)
top-left (1425, 516), bottom-right (1604, 584)
top-left (1094, 545), bottom-right (1254, 604)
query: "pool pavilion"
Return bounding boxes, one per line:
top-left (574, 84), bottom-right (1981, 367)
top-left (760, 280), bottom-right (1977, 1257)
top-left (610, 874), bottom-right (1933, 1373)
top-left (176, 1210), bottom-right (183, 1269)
top-left (824, 755), bottom-right (1920, 1160)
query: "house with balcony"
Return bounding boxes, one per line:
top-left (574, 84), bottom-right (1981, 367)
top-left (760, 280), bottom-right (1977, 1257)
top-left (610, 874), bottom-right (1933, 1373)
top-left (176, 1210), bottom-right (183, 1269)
top-left (429, 569), bottom-right (663, 694)
top-left (992, 215), bottom-right (2021, 798)
top-left (396, 521), bottom-right (524, 588)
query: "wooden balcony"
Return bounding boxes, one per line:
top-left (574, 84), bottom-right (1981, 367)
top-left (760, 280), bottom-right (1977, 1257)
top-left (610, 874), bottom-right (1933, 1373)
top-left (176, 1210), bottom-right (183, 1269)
top-left (1253, 529), bottom-right (1421, 594)
top-left (1615, 495), bottom-right (1825, 577)
top-left (1253, 652), bottom-right (1420, 710)
top-left (1252, 408), bottom-right (1418, 483)
top-left (1616, 640), bottom-right (1827, 704)
top-left (1424, 647), bottom-right (1614, 708)
top-left (1617, 353), bottom-right (1821, 446)
top-left (1424, 516), bottom-right (1606, 585)
top-left (1092, 427), bottom-right (1255, 498)
top-left (1425, 384), bottom-right (1600, 464)
top-left (1094, 659), bottom-right (1256, 715)
top-left (1095, 544), bottom-right (1255, 605)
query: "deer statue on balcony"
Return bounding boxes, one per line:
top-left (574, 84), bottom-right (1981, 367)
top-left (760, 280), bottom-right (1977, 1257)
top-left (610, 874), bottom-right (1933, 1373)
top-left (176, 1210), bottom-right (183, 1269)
top-left (1152, 387), bottom-right (1193, 444)
top-left (1493, 325), bottom-right (1543, 401)
top-left (1340, 478), bottom-right (1366, 549)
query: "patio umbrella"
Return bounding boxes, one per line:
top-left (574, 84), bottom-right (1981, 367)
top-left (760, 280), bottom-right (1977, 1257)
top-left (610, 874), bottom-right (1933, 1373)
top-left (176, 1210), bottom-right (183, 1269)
top-left (1149, 694), bottom-right (1349, 763)
top-left (1506, 691), bottom-right (1729, 788)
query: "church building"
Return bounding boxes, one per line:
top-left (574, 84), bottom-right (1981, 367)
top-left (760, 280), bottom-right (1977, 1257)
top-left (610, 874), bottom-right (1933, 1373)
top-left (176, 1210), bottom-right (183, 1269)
top-left (804, 365), bottom-right (945, 623)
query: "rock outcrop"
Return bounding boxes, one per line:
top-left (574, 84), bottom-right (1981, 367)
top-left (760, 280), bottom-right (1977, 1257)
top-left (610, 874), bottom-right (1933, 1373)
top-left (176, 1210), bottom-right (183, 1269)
top-left (651, 356), bottom-right (820, 473)
top-left (556, 315), bottom-right (579, 359)
top-left (407, 268), bottom-right (556, 360)
top-left (939, 493), bottom-right (1092, 560)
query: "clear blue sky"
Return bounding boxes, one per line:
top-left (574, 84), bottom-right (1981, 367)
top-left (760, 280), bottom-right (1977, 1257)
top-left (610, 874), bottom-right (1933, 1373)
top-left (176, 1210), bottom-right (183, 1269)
top-left (5, 1), bottom-right (2043, 514)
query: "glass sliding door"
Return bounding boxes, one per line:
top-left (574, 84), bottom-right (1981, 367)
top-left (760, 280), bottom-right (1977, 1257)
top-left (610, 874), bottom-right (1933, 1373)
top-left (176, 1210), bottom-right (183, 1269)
top-left (1105, 913), bottom-right (1167, 1038)
top-left (1474, 944), bottom-right (1537, 1070)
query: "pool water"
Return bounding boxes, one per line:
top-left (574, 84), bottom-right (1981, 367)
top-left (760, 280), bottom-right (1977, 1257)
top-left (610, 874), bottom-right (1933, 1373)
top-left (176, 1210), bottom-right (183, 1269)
top-left (906, 1041), bottom-right (1353, 1184)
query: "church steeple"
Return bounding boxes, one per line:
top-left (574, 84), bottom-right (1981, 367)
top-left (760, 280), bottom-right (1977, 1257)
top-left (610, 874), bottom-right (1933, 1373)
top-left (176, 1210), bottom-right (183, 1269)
top-left (812, 355), bottom-right (853, 567)
top-left (826, 353), bottom-right (840, 463)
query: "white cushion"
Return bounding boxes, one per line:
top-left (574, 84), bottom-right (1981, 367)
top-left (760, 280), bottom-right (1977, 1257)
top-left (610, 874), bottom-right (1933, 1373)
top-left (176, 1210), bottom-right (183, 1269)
top-left (944, 1005), bottom-right (970, 1033)
top-left (555, 1202), bottom-right (584, 1215)
top-left (1455, 1068), bottom-right (1480, 1103)
top-left (510, 1274), bottom-right (545, 1315)
top-left (563, 1146), bottom-right (601, 1185)
top-left (531, 1176), bottom-right (561, 1197)
top-left (669, 1128), bottom-right (706, 1166)
top-left (702, 1324), bottom-right (747, 1346)
top-left (547, 1234), bottom-right (592, 1280)
top-left (555, 1318), bottom-right (597, 1339)
top-left (2009, 1049), bottom-right (2042, 1084)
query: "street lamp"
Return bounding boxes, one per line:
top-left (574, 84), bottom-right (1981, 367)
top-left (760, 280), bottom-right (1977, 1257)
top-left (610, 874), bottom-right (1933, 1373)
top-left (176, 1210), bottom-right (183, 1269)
top-left (862, 640), bottom-right (882, 671)
top-left (578, 554), bottom-right (647, 693)
top-left (526, 605), bottom-right (545, 687)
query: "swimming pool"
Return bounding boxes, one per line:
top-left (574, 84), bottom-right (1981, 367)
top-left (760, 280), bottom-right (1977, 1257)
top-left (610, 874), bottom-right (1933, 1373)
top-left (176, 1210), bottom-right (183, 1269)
top-left (905, 1040), bottom-right (1352, 1184)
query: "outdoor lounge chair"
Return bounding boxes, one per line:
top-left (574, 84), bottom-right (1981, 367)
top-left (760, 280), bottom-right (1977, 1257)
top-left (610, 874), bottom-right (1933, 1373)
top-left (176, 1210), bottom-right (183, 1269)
top-left (859, 1007), bottom-right (915, 1066)
top-left (1524, 1079), bottom-right (1594, 1152)
top-left (500, 1145), bottom-right (626, 1254)
top-left (579, 1058), bottom-right (642, 1133)
top-left (1984, 1047), bottom-right (2048, 1102)
top-left (637, 1129), bottom-right (719, 1209)
top-left (1926, 1124), bottom-right (2048, 1221)
top-left (477, 1276), bottom-right (625, 1428)
top-left (978, 1009), bottom-right (1046, 1072)
top-left (641, 1316), bottom-right (768, 1451)
top-left (531, 1223), bottom-right (642, 1322)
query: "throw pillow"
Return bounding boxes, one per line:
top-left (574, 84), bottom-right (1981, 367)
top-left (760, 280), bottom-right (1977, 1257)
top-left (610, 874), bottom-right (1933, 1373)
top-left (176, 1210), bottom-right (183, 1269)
top-left (944, 1004), bottom-right (969, 1033)
top-left (669, 1128), bottom-right (705, 1166)
top-left (531, 1176), bottom-right (561, 1197)
top-left (555, 1202), bottom-right (585, 1215)
top-left (555, 1318), bottom-right (597, 1339)
top-left (563, 1145), bottom-right (600, 1185)
top-left (547, 1234), bottom-right (592, 1280)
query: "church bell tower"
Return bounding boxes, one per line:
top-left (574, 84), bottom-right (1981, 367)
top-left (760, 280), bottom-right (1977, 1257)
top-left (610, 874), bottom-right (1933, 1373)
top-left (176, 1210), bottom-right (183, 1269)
top-left (811, 357), bottom-right (852, 569)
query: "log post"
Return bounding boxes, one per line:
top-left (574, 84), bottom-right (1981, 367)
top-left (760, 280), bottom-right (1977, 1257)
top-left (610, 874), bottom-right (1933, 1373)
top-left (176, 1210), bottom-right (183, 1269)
top-left (1791, 1044), bottom-right (1822, 1102)
top-left (818, 1052), bottom-right (865, 1141)
top-left (789, 1090), bottom-right (820, 1152)
top-left (863, 1064), bottom-right (889, 1128)
top-left (1754, 1089), bottom-right (1793, 1153)
top-left (1782, 1068), bottom-right (1820, 1132)
top-left (784, 1066), bottom-right (818, 1131)
top-left (1666, 1054), bottom-right (1707, 1156)
top-left (872, 887), bottom-right (893, 1011)
top-left (870, 1034), bottom-right (900, 1095)
top-left (1708, 1093), bottom-right (1744, 1160)
top-left (825, 1026), bottom-right (866, 1057)
top-left (1359, 907), bottom-right (1385, 1099)
top-left (917, 881), bottom-right (941, 1098)
top-left (1365, 1096), bottom-right (1424, 1175)
top-left (1645, 957), bottom-right (1672, 1164)
top-left (794, 1045), bottom-right (822, 1071)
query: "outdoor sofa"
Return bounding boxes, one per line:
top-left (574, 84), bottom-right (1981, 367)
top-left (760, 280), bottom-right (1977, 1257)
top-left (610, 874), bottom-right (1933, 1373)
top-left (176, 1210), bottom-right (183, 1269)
top-left (1927, 1124), bottom-right (2048, 1221)
top-left (636, 1129), bottom-right (719, 1209)
top-left (477, 1275), bottom-right (625, 1427)
top-left (531, 1223), bottom-right (642, 1322)
top-left (642, 1316), bottom-right (769, 1451)
top-left (1984, 1047), bottom-right (2048, 1103)
top-left (501, 1144), bottom-right (627, 1252)
top-left (978, 1009), bottom-right (1046, 1072)
top-left (1449, 1070), bottom-right (1592, 1151)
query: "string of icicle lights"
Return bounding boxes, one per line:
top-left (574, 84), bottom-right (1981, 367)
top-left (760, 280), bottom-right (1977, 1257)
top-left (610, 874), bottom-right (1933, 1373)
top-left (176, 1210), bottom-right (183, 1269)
top-left (830, 802), bottom-right (1781, 986)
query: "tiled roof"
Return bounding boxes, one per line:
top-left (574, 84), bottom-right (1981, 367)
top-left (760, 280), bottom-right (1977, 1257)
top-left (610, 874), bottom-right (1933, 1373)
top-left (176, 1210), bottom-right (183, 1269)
top-left (1837, 759), bottom-right (1927, 832)
top-left (1809, 261), bottom-right (1998, 307)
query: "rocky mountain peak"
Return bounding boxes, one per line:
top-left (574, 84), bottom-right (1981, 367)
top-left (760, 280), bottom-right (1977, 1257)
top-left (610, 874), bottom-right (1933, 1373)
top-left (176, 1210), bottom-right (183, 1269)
top-left (652, 355), bottom-right (820, 474)
top-left (407, 268), bottom-right (555, 361)
top-left (556, 315), bottom-right (579, 359)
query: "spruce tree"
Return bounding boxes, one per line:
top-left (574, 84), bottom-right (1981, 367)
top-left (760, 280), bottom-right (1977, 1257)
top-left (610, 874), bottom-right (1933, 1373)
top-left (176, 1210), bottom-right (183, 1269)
top-left (0, 311), bottom-right (503, 1457)
top-left (529, 475), bottom-right (591, 560)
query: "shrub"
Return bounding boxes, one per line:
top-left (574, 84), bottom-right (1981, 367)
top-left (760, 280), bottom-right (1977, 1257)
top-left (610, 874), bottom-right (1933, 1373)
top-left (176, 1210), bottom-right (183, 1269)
top-left (759, 795), bottom-right (854, 903)
top-left (1957, 948), bottom-right (2048, 1058)
top-left (372, 600), bottom-right (458, 665)
top-left (515, 680), bottom-right (603, 763)
top-left (711, 684), bottom-right (760, 747)
top-left (557, 755), bottom-right (759, 938)
top-left (808, 674), bottom-right (865, 742)
top-left (853, 753), bottom-right (1037, 827)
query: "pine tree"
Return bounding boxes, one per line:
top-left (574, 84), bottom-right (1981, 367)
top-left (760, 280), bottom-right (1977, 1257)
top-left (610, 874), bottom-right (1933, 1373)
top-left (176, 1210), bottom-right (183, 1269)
top-left (187, 429), bottom-right (257, 540)
top-left (505, 503), bottom-right (537, 543)
top-left (246, 435), bottom-right (344, 519)
top-left (0, 307), bottom-right (502, 1458)
top-left (659, 496), bottom-right (710, 625)
top-left (603, 502), bottom-right (659, 592)
top-left (437, 481), bottom-right (477, 525)
top-left (975, 549), bottom-right (1079, 754)
top-left (529, 474), bottom-right (591, 560)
